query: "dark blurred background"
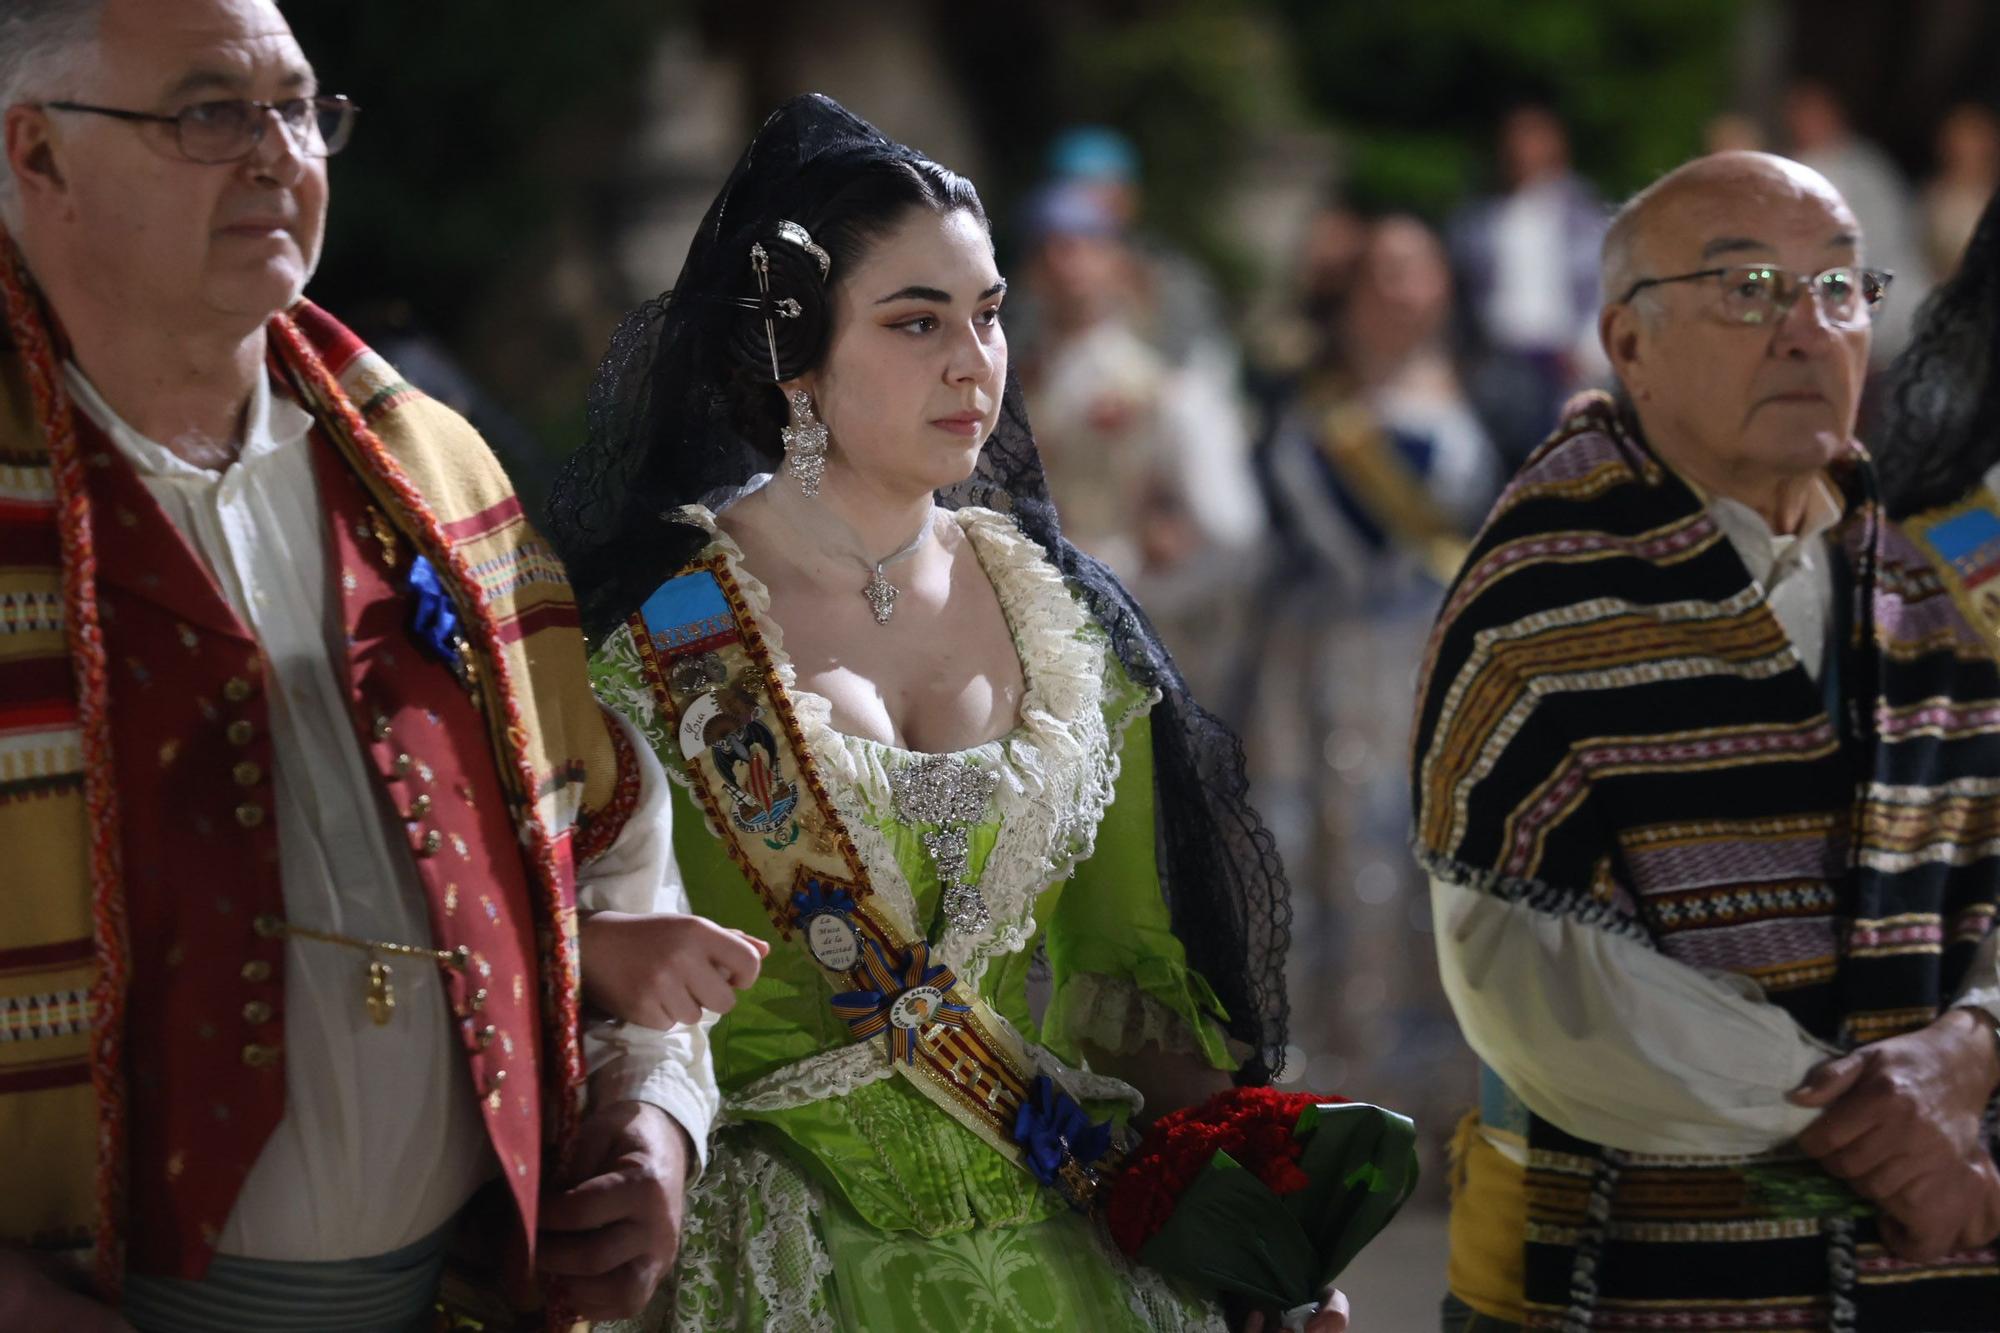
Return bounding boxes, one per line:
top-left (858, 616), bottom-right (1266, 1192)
top-left (288, 2), bottom-right (2000, 1319)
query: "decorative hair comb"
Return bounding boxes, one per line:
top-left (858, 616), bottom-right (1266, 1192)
top-left (775, 220), bottom-right (832, 279)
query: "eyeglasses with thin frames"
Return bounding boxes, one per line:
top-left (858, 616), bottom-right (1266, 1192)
top-left (41, 95), bottom-right (359, 165)
top-left (1617, 264), bottom-right (1892, 331)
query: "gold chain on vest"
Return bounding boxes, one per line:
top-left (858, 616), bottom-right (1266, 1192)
top-left (253, 914), bottom-right (469, 1025)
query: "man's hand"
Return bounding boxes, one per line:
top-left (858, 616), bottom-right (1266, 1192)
top-left (0, 1247), bottom-right (133, 1332)
top-left (1871, 1153), bottom-right (2000, 1262)
top-left (538, 1099), bottom-right (692, 1321)
top-left (1790, 1008), bottom-right (2000, 1248)
top-left (1239, 1285), bottom-right (1350, 1332)
top-left (580, 910), bottom-right (768, 1028)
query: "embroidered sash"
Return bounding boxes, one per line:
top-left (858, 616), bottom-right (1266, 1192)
top-left (1905, 484), bottom-right (2000, 650)
top-left (1315, 397), bottom-right (1470, 584)
top-left (627, 555), bottom-right (1104, 1196)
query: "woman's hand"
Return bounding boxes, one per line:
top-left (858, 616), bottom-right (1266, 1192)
top-left (1239, 1287), bottom-right (1350, 1333)
top-left (580, 910), bottom-right (769, 1028)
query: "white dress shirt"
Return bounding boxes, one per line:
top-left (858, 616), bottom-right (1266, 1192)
top-left (1434, 485), bottom-right (2000, 1159)
top-left (66, 362), bottom-right (716, 1261)
top-left (1487, 181), bottom-right (1576, 352)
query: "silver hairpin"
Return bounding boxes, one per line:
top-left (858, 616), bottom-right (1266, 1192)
top-left (749, 242), bottom-right (782, 381)
top-left (775, 220), bottom-right (831, 279)
top-left (708, 294), bottom-right (801, 318)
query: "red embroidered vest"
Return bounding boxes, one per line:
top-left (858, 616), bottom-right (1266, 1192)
top-left (86, 412), bottom-right (554, 1277)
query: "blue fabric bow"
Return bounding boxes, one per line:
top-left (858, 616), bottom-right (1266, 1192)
top-left (406, 555), bottom-right (462, 668)
top-left (792, 877), bottom-right (857, 922)
top-left (1011, 1074), bottom-right (1112, 1187)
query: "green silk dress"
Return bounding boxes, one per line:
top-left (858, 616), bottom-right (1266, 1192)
top-left (590, 506), bottom-right (1236, 1333)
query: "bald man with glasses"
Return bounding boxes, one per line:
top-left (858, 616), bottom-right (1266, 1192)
top-left (1413, 152), bottom-right (2000, 1331)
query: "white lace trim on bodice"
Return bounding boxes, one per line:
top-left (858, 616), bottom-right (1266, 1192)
top-left (668, 503), bottom-right (1155, 978)
top-left (610, 504), bottom-right (1165, 1121)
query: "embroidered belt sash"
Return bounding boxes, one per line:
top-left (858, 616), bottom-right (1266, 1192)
top-left (627, 556), bottom-right (1099, 1194)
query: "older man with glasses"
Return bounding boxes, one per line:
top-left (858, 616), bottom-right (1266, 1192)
top-left (0, 2), bottom-right (741, 1330)
top-left (1412, 151), bottom-right (2000, 1331)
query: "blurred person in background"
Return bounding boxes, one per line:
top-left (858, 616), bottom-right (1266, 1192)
top-left (1246, 209), bottom-right (1497, 1143)
top-left (1045, 123), bottom-right (1232, 374)
top-left (1014, 179), bottom-right (1266, 710)
top-left (1785, 78), bottom-right (1931, 360)
top-left (1703, 110), bottom-right (1767, 155)
top-left (1922, 102), bottom-right (2000, 278)
top-left (1447, 103), bottom-right (1608, 467)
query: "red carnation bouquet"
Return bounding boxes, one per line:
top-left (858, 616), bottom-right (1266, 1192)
top-left (1102, 1088), bottom-right (1416, 1326)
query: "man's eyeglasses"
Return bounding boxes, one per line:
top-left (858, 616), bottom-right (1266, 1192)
top-left (43, 95), bottom-right (359, 165)
top-left (1618, 264), bottom-right (1892, 330)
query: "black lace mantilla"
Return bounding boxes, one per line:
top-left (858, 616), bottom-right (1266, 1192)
top-left (1877, 186), bottom-right (2000, 518)
top-left (545, 94), bottom-right (1292, 1083)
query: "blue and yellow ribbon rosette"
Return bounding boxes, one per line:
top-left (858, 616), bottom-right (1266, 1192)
top-left (830, 940), bottom-right (972, 1064)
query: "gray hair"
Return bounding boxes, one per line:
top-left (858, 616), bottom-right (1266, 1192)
top-left (1600, 183), bottom-right (1664, 327)
top-left (0, 0), bottom-right (106, 232)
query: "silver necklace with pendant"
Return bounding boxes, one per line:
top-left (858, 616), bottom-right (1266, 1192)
top-left (859, 518), bottom-right (932, 625)
top-left (773, 475), bottom-right (936, 626)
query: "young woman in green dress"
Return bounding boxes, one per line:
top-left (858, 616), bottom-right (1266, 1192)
top-left (548, 95), bottom-right (1338, 1333)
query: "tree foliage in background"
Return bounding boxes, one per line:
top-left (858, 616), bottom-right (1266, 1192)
top-left (286, 1), bottom-right (674, 340)
top-left (278, 0), bottom-right (1744, 464)
top-left (1040, 0), bottom-right (1739, 297)
top-left (1051, 1), bottom-right (1302, 300)
top-left (1268, 0), bottom-right (1742, 217)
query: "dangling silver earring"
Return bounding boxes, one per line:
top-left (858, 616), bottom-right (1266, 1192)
top-left (781, 390), bottom-right (829, 498)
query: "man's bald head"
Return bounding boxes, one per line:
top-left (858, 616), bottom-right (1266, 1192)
top-left (1595, 150), bottom-right (1873, 524)
top-left (1600, 152), bottom-right (1859, 313)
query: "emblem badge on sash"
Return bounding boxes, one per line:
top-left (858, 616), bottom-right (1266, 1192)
top-left (1911, 490), bottom-right (2000, 648)
top-left (805, 911), bottom-right (861, 971)
top-left (793, 876), bottom-right (864, 973)
top-left (668, 653), bottom-right (801, 839)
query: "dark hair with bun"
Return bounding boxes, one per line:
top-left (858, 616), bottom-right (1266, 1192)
top-left (548, 96), bottom-right (990, 631)
top-left (721, 157), bottom-right (986, 457)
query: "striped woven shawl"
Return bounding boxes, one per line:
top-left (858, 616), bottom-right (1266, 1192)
top-left (1412, 391), bottom-right (2000, 1328)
